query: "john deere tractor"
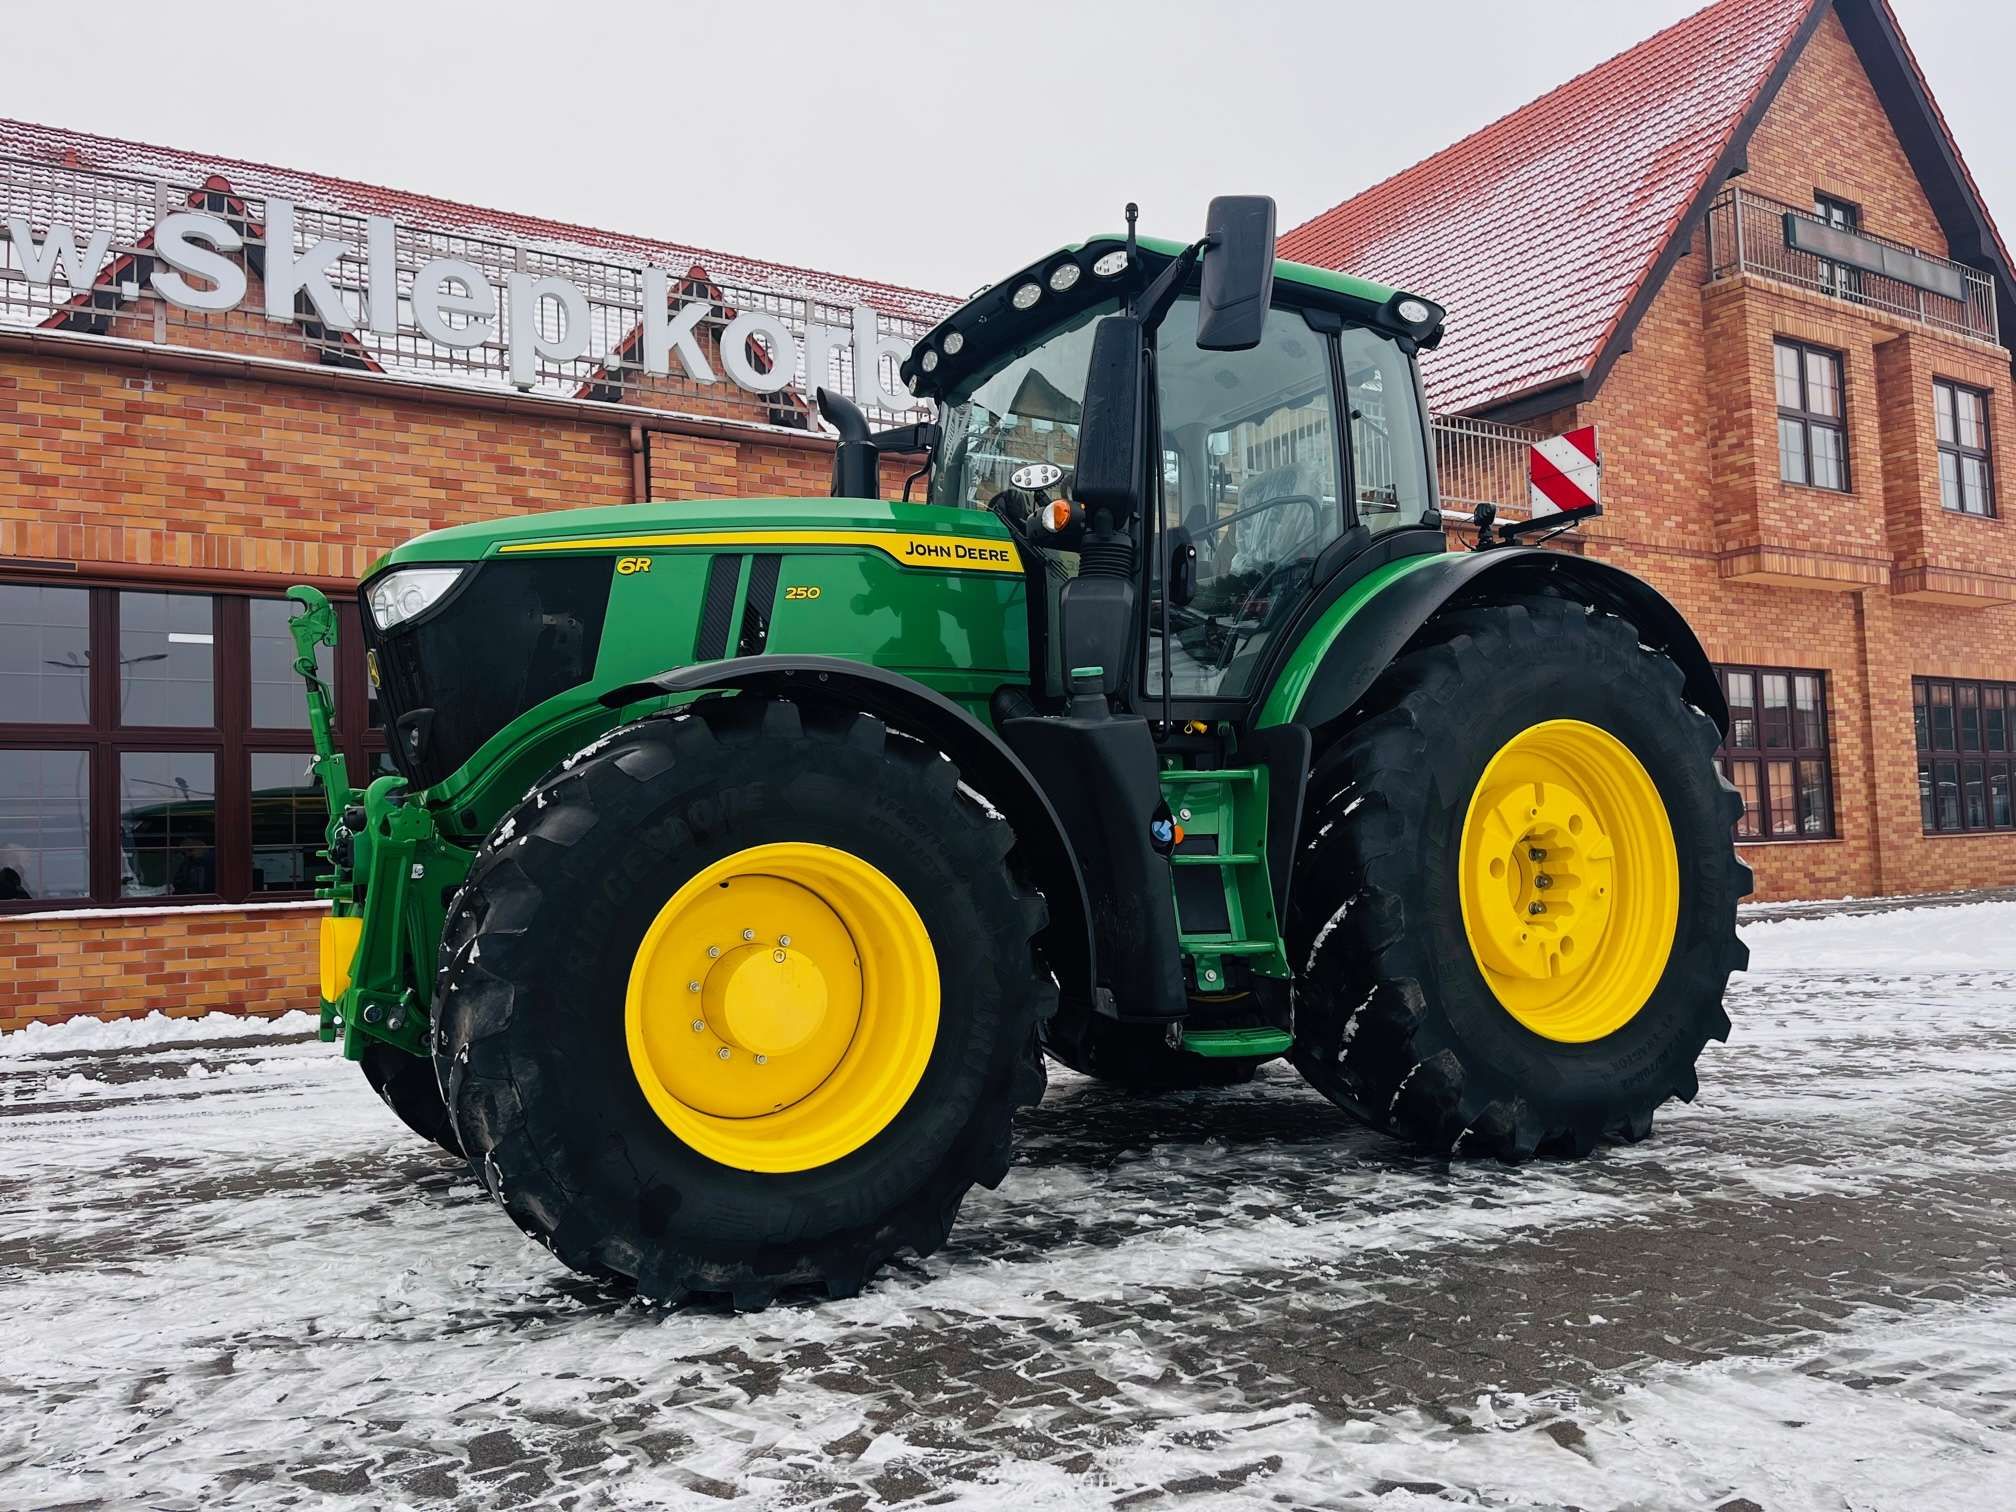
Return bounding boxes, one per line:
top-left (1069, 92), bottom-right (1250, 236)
top-left (290, 198), bottom-right (1749, 1306)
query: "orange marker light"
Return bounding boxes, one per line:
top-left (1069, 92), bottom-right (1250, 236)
top-left (1040, 499), bottom-right (1074, 533)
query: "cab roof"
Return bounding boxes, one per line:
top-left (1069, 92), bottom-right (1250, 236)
top-left (900, 231), bottom-right (1438, 402)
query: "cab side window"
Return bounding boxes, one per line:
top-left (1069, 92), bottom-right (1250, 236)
top-left (1339, 325), bottom-right (1433, 534)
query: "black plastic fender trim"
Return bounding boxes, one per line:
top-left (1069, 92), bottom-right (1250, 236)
top-left (1291, 547), bottom-right (1730, 737)
top-left (603, 656), bottom-right (1097, 1005)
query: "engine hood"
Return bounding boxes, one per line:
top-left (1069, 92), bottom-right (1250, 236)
top-left (368, 497), bottom-right (1013, 577)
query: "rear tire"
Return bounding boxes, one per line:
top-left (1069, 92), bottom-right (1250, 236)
top-left (358, 1040), bottom-right (463, 1157)
top-left (1287, 598), bottom-right (1750, 1159)
top-left (434, 697), bottom-right (1053, 1307)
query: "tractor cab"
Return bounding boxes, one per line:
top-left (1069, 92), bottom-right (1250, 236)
top-left (893, 200), bottom-right (1448, 729)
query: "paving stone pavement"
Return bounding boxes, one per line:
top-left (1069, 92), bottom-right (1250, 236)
top-left (0, 898), bottom-right (2012, 1509)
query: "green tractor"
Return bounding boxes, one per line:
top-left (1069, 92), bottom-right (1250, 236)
top-left (290, 198), bottom-right (1749, 1306)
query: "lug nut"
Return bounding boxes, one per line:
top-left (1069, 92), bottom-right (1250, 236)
top-left (773, 950), bottom-right (786, 963)
top-left (1528, 847), bottom-right (1547, 861)
top-left (741, 929), bottom-right (755, 942)
top-left (707, 945), bottom-right (721, 959)
top-left (1528, 901), bottom-right (1547, 916)
top-left (690, 1019), bottom-right (705, 1033)
top-left (688, 980), bottom-right (701, 993)
top-left (755, 1055), bottom-right (768, 1065)
top-left (717, 1047), bottom-right (731, 1061)
top-left (778, 935), bottom-right (791, 947)
top-left (1535, 874), bottom-right (1553, 890)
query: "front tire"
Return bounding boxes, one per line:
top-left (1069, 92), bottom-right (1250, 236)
top-left (1287, 598), bottom-right (1750, 1159)
top-left (358, 1040), bottom-right (463, 1156)
top-left (434, 697), bottom-right (1053, 1306)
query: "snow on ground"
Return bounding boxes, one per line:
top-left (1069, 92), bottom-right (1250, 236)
top-left (2, 898), bottom-right (2013, 1509)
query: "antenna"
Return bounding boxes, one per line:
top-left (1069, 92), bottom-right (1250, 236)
top-left (1124, 201), bottom-right (1139, 265)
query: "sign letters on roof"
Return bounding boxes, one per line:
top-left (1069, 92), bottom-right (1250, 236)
top-left (4, 202), bottom-right (913, 411)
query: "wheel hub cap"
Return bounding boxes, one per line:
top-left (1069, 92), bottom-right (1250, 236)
top-left (705, 944), bottom-right (829, 1058)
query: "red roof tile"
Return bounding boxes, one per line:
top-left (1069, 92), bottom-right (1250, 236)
top-left (0, 117), bottom-right (960, 325)
top-left (1281, 0), bottom-right (1818, 414)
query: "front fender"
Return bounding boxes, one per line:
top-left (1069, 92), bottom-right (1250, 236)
top-left (603, 656), bottom-right (1097, 1008)
top-left (1259, 547), bottom-right (1728, 736)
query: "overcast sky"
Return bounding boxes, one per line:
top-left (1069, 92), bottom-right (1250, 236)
top-left (7, 0), bottom-right (2011, 295)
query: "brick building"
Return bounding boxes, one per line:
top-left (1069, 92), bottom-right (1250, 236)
top-left (0, 126), bottom-right (952, 1030)
top-left (1, 0), bottom-right (2010, 1031)
top-left (1287, 0), bottom-right (2015, 904)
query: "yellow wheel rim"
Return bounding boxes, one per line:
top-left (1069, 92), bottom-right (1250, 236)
top-left (624, 843), bottom-right (939, 1172)
top-left (1457, 719), bottom-right (1678, 1043)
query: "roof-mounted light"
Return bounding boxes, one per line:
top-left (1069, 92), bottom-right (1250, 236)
top-left (1011, 281), bottom-right (1043, 311)
top-left (920, 348), bottom-right (940, 373)
top-left (1092, 249), bottom-right (1129, 277)
top-left (941, 330), bottom-right (965, 356)
top-left (1047, 261), bottom-right (1082, 293)
top-left (1388, 292), bottom-right (1443, 334)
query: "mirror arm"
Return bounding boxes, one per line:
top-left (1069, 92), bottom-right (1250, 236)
top-left (1130, 236), bottom-right (1207, 332)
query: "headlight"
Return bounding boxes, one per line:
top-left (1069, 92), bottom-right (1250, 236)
top-left (1395, 298), bottom-right (1432, 325)
top-left (920, 349), bottom-right (940, 373)
top-left (1047, 261), bottom-right (1081, 293)
top-left (941, 330), bottom-right (964, 355)
top-left (367, 566), bottom-right (467, 631)
top-left (1011, 281), bottom-right (1042, 310)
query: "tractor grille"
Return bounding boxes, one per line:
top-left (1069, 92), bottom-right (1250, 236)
top-left (363, 557), bottom-right (613, 791)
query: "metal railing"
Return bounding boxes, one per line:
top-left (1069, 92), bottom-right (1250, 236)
top-left (1704, 186), bottom-right (1998, 344)
top-left (1433, 413), bottom-right (1543, 516)
top-left (0, 152), bottom-right (941, 429)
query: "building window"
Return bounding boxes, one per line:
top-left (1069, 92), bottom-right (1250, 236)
top-left (1775, 340), bottom-right (1849, 491)
top-left (1813, 193), bottom-right (1862, 300)
top-left (1915, 677), bottom-right (2015, 834)
top-left (0, 580), bottom-right (381, 911)
top-left (1716, 665), bottom-right (1836, 840)
top-left (1933, 380), bottom-right (1996, 517)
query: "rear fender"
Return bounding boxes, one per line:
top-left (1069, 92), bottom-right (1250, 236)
top-left (603, 657), bottom-right (1097, 1006)
top-left (1264, 547), bottom-right (1728, 736)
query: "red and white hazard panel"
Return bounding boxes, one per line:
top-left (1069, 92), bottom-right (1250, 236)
top-left (1528, 425), bottom-right (1601, 517)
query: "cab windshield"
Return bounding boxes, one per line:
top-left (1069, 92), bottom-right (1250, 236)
top-left (928, 302), bottom-right (1115, 511)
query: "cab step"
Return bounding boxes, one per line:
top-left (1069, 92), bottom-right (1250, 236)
top-left (1180, 1026), bottom-right (1294, 1058)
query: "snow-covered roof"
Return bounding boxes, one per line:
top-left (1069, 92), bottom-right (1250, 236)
top-left (0, 117), bottom-right (961, 325)
top-left (1283, 0), bottom-right (1821, 414)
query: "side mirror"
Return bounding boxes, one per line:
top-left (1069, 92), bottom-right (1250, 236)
top-left (1073, 314), bottom-right (1147, 527)
top-left (1196, 195), bottom-right (1277, 352)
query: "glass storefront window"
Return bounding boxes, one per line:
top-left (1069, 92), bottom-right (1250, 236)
top-left (249, 751), bottom-right (325, 893)
top-left (119, 591), bottom-right (215, 728)
top-left (0, 584), bottom-right (92, 724)
top-left (120, 751), bottom-right (217, 897)
top-left (0, 749), bottom-right (91, 900)
top-left (3, 584), bottom-right (385, 910)
top-left (250, 598), bottom-right (329, 729)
